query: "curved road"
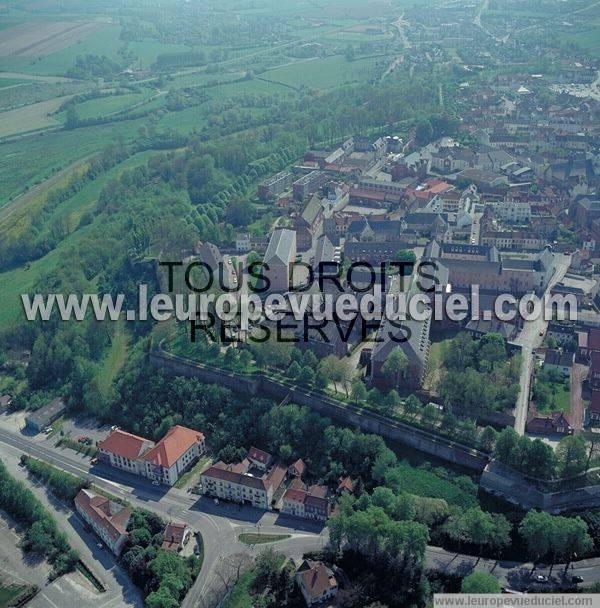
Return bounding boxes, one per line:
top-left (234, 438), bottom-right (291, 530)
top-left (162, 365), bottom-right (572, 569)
top-left (0, 423), bottom-right (599, 606)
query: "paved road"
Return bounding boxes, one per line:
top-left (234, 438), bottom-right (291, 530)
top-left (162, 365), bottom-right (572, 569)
top-left (0, 427), bottom-right (325, 607)
top-left (513, 254), bottom-right (571, 435)
top-left (3, 419), bottom-right (600, 603)
top-left (0, 447), bottom-right (143, 608)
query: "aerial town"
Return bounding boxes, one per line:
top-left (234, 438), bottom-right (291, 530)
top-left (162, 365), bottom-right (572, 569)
top-left (0, 0), bottom-right (599, 607)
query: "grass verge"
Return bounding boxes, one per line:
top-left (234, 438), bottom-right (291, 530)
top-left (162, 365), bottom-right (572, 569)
top-left (238, 533), bottom-right (291, 545)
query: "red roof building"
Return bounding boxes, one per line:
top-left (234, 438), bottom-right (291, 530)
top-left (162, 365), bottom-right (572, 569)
top-left (288, 459), bottom-right (306, 478)
top-left (295, 560), bottom-right (338, 607)
top-left (162, 522), bottom-right (192, 552)
top-left (281, 483), bottom-right (331, 521)
top-left (526, 412), bottom-right (573, 436)
top-left (200, 448), bottom-right (286, 510)
top-left (75, 489), bottom-right (131, 555)
top-left (97, 429), bottom-right (155, 475)
top-left (143, 425), bottom-right (206, 486)
top-left (98, 425), bottom-right (206, 486)
top-left (247, 446), bottom-right (273, 470)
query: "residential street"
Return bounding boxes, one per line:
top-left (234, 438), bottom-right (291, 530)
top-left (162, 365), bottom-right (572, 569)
top-left (513, 253), bottom-right (572, 434)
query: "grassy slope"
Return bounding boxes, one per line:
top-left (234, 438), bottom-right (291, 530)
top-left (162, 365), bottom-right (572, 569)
top-left (0, 150), bottom-right (161, 330)
top-left (95, 320), bottom-right (130, 397)
top-left (223, 555), bottom-right (286, 608)
top-left (0, 119), bottom-right (148, 207)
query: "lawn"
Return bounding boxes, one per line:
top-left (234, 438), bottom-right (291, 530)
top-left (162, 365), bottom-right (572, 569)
top-left (0, 118), bottom-right (149, 207)
top-left (128, 41), bottom-right (198, 69)
top-left (173, 456), bottom-right (212, 489)
top-left (37, 149), bottom-right (161, 235)
top-left (238, 533), bottom-right (291, 545)
top-left (0, 94), bottom-right (67, 138)
top-left (0, 584), bottom-right (26, 608)
top-left (0, 77), bottom-right (28, 89)
top-left (0, 150), bottom-right (161, 331)
top-left (534, 376), bottom-right (571, 414)
top-left (0, 240), bottom-right (70, 330)
top-left (422, 329), bottom-right (459, 393)
top-left (58, 92), bottom-right (149, 121)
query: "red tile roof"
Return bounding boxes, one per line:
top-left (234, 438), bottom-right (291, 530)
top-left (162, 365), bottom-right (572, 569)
top-left (97, 429), bottom-right (153, 460)
top-left (247, 446), bottom-right (272, 466)
top-left (337, 476), bottom-right (354, 493)
top-left (162, 522), bottom-right (189, 552)
top-left (75, 489), bottom-right (131, 543)
top-left (298, 562), bottom-right (337, 601)
top-left (289, 459), bottom-right (306, 477)
top-left (527, 412), bottom-right (572, 434)
top-left (283, 488), bottom-right (307, 504)
top-left (202, 461), bottom-right (286, 493)
top-left (143, 425), bottom-right (204, 469)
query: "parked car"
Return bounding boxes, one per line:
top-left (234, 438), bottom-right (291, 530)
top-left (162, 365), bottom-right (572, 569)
top-left (90, 457), bottom-right (99, 465)
top-left (152, 480), bottom-right (160, 486)
top-left (533, 574), bottom-right (548, 583)
top-left (77, 436), bottom-right (88, 443)
top-left (214, 498), bottom-right (219, 506)
top-left (572, 575), bottom-right (584, 584)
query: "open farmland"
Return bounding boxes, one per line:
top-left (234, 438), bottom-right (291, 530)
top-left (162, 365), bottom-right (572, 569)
top-left (0, 21), bottom-right (104, 57)
top-left (0, 94), bottom-right (70, 138)
top-left (0, 119), bottom-right (149, 206)
top-left (261, 54), bottom-right (379, 90)
top-left (0, 24), bottom-right (122, 75)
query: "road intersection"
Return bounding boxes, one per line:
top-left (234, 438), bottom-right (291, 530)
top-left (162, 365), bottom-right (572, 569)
top-left (2, 403), bottom-right (600, 606)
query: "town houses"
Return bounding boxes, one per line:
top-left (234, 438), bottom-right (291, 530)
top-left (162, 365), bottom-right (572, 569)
top-left (200, 447), bottom-right (337, 519)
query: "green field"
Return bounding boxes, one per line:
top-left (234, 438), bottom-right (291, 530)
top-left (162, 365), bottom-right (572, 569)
top-left (557, 25), bottom-right (600, 57)
top-left (0, 25), bottom-right (123, 76)
top-left (96, 320), bottom-right (130, 397)
top-left (0, 77), bottom-right (28, 89)
top-left (128, 40), bottom-right (198, 69)
top-left (261, 54), bottom-right (378, 90)
top-left (59, 92), bottom-right (149, 121)
top-left (0, 584), bottom-right (26, 608)
top-left (0, 118), bottom-right (149, 206)
top-left (535, 377), bottom-right (571, 414)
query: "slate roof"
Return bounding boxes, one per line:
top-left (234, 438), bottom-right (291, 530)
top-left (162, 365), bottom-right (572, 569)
top-left (264, 228), bottom-right (296, 265)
